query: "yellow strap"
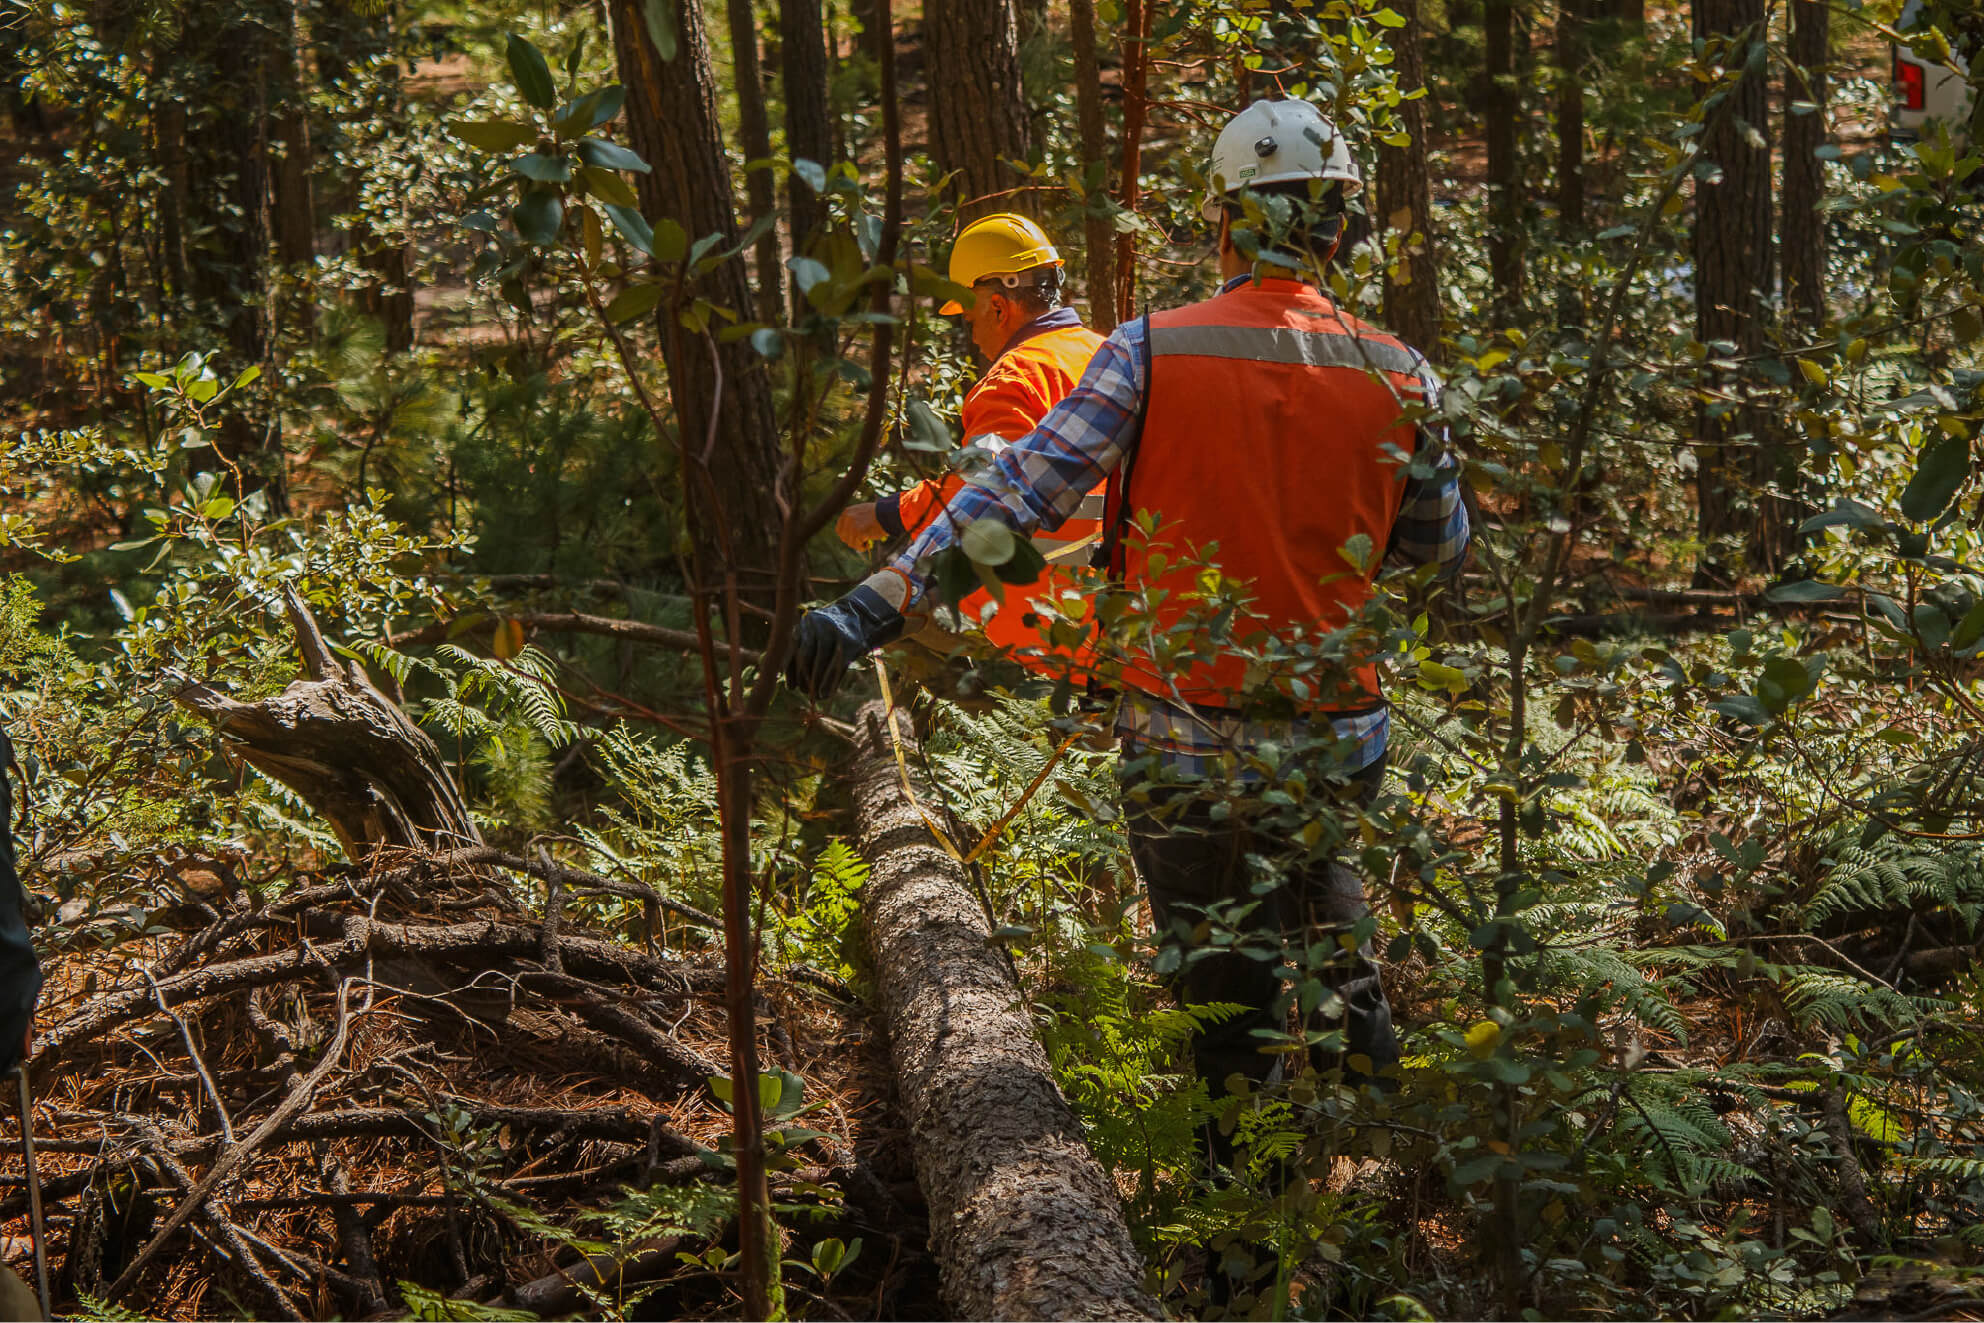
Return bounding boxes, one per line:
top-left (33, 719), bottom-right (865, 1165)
top-left (872, 657), bottom-right (1088, 867)
top-left (874, 658), bottom-right (965, 862)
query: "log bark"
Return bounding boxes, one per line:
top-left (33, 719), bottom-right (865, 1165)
top-left (171, 588), bottom-right (480, 860)
top-left (850, 701), bottom-right (1156, 1321)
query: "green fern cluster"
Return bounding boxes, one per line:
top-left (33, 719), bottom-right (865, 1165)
top-left (1803, 834), bottom-right (1984, 932)
top-left (774, 839), bottom-right (869, 981)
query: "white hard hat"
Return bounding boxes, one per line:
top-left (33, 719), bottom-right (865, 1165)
top-left (1201, 98), bottom-right (1362, 222)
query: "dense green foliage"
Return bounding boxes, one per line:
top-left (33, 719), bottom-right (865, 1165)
top-left (5, 0), bottom-right (1984, 1317)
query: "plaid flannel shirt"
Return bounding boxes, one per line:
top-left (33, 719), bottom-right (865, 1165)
top-left (889, 275), bottom-right (1471, 777)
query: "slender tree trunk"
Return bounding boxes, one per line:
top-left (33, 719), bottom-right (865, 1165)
top-left (1380, 0), bottom-right (1439, 355)
top-left (926, 0), bottom-right (1030, 217)
top-left (610, 0), bottom-right (785, 616)
top-left (1484, 0), bottom-right (1524, 314)
top-left (725, 0), bottom-right (783, 323)
top-left (1692, 0), bottom-right (1773, 584)
top-left (1556, 0), bottom-right (1586, 233)
top-left (153, 89), bottom-right (190, 307)
top-left (780, 0), bottom-right (832, 259)
top-left (271, 0), bottom-right (317, 334)
top-left (1781, 0), bottom-right (1827, 330)
top-left (1113, 0), bottom-right (1152, 320)
top-left (1068, 0), bottom-right (1117, 331)
top-left (181, 0), bottom-right (284, 509)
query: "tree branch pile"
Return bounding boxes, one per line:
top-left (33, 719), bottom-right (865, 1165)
top-left (7, 849), bottom-right (916, 1318)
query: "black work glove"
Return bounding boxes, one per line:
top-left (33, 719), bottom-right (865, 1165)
top-left (786, 582), bottom-right (907, 700)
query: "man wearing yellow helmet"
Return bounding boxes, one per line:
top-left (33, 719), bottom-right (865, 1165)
top-left (834, 213), bottom-right (1106, 680)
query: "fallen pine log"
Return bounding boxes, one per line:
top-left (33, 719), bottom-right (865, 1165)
top-left (850, 699), bottom-right (1157, 1321)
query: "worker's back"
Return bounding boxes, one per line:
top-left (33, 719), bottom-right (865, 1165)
top-left (1111, 277), bottom-right (1432, 709)
top-left (902, 321), bottom-right (1106, 672)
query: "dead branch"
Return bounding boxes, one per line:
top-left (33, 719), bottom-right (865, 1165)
top-left (171, 590), bottom-right (481, 860)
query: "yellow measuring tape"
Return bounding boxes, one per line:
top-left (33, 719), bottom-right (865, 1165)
top-left (872, 657), bottom-right (1085, 867)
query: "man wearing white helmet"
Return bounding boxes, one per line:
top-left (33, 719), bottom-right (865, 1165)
top-left (789, 99), bottom-right (1468, 1139)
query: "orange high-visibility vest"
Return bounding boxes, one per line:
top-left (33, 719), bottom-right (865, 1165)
top-left (894, 321), bottom-right (1106, 676)
top-left (1106, 278), bottom-right (1430, 711)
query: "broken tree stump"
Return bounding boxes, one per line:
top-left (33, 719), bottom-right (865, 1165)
top-left (171, 587), bottom-right (481, 861)
top-left (850, 700), bottom-right (1157, 1321)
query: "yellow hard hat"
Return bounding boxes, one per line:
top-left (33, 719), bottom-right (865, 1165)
top-left (940, 213), bottom-right (1063, 315)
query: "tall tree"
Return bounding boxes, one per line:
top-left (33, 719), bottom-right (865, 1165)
top-left (610, 0), bottom-right (784, 612)
top-left (181, 0), bottom-right (285, 509)
top-left (1068, 0), bottom-right (1116, 330)
top-left (1379, 0), bottom-right (1440, 355)
top-left (780, 0), bottom-right (832, 258)
top-left (271, 0), bottom-right (316, 331)
top-left (1113, 0), bottom-right (1152, 320)
top-left (1691, 0), bottom-right (1774, 582)
top-left (724, 0), bottom-right (783, 322)
top-left (1484, 0), bottom-right (1525, 313)
top-left (1780, 0), bottom-right (1828, 330)
top-left (926, 0), bottom-right (1030, 217)
top-left (314, 0), bottom-right (413, 352)
top-left (1556, 0), bottom-right (1586, 233)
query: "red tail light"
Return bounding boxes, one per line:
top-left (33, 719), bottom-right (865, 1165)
top-left (1895, 52), bottom-right (1926, 110)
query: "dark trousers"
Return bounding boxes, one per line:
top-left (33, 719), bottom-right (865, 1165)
top-left (1124, 756), bottom-right (1398, 1101)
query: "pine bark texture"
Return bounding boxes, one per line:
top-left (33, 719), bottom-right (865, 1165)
top-left (850, 702), bottom-right (1158, 1321)
top-left (926, 0), bottom-right (1031, 217)
top-left (1780, 0), bottom-right (1828, 330)
top-left (1692, 0), bottom-right (1775, 580)
top-left (1379, 0), bottom-right (1439, 356)
top-left (272, 0), bottom-right (316, 277)
top-left (1069, 0), bottom-right (1117, 330)
top-left (611, 0), bottom-right (784, 613)
top-left (181, 0), bottom-right (285, 508)
top-left (1484, 0), bottom-right (1524, 312)
top-left (1113, 0), bottom-right (1152, 320)
top-left (724, 0), bottom-right (783, 323)
top-left (780, 0), bottom-right (833, 255)
top-left (1556, 0), bottom-right (1586, 232)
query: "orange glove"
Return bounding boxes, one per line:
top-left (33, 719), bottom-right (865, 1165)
top-left (835, 502), bottom-right (886, 549)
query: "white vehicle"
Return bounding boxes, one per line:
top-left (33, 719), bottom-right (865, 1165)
top-left (1893, 0), bottom-right (1974, 143)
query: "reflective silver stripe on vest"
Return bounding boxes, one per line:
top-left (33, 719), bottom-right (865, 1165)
top-left (1148, 324), bottom-right (1425, 379)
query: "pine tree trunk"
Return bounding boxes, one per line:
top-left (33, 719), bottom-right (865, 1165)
top-left (181, 0), bottom-right (285, 509)
top-left (1068, 0), bottom-right (1117, 330)
top-left (1379, 0), bottom-right (1439, 355)
top-left (1556, 0), bottom-right (1586, 233)
top-left (153, 87), bottom-right (190, 306)
top-left (1692, 0), bottom-right (1774, 583)
top-left (926, 0), bottom-right (1031, 217)
top-left (611, 0), bottom-right (784, 618)
top-left (850, 702), bottom-right (1159, 1321)
top-left (724, 0), bottom-right (783, 323)
top-left (780, 0), bottom-right (832, 258)
top-left (1781, 0), bottom-right (1827, 330)
top-left (1484, 0), bottom-right (1524, 315)
top-left (271, 0), bottom-right (316, 332)
top-left (1113, 0), bottom-right (1152, 320)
